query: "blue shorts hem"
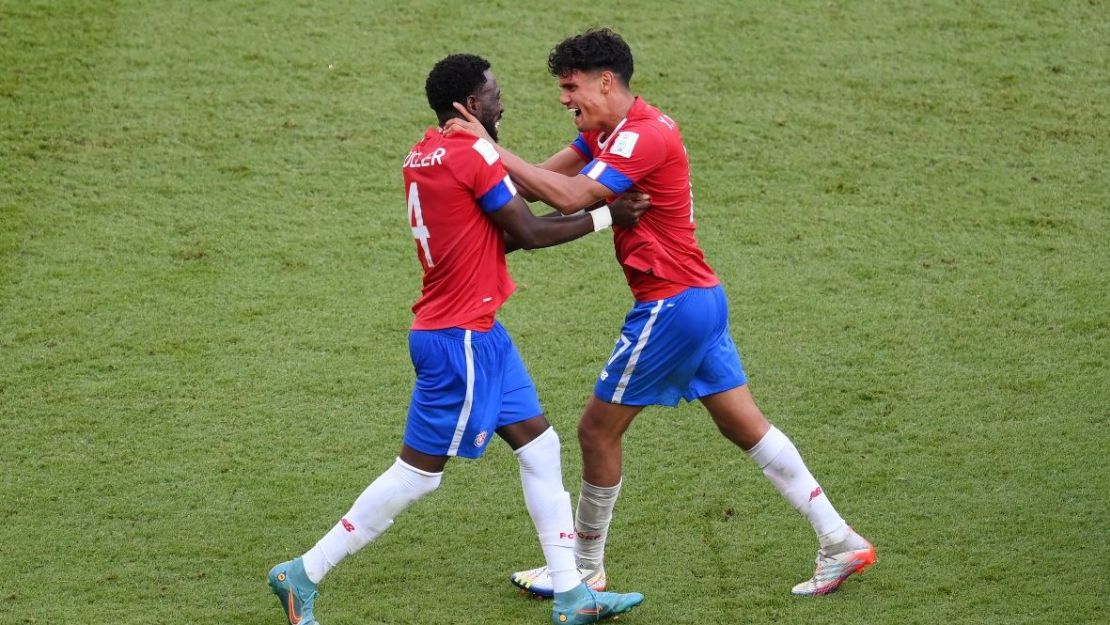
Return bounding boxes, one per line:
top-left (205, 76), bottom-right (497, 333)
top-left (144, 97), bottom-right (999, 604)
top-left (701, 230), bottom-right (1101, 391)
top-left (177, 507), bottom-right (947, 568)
top-left (681, 378), bottom-right (748, 403)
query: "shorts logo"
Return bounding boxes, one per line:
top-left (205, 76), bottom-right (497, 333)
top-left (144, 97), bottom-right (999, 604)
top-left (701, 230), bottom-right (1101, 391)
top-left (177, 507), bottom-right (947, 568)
top-left (474, 430), bottom-right (488, 447)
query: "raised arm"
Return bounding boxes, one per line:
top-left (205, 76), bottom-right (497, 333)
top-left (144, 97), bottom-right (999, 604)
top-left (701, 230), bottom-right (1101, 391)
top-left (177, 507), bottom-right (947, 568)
top-left (539, 146), bottom-right (589, 176)
top-left (510, 146), bottom-right (589, 203)
top-left (445, 104), bottom-right (613, 215)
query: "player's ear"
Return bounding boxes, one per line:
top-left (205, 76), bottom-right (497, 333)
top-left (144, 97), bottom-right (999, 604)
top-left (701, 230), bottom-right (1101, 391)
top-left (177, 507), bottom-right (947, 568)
top-left (465, 93), bottom-right (481, 115)
top-left (600, 71), bottom-right (612, 95)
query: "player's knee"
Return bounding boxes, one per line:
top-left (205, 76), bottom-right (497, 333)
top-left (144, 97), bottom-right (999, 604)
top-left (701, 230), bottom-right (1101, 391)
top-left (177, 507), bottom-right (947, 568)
top-left (712, 410), bottom-right (770, 449)
top-left (413, 474), bottom-right (442, 499)
top-left (394, 458), bottom-right (443, 500)
top-left (577, 417), bottom-right (613, 450)
top-left (515, 427), bottom-right (560, 473)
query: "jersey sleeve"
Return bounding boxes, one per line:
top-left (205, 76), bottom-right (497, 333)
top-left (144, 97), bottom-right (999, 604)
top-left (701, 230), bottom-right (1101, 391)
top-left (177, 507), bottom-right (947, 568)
top-left (458, 136), bottom-right (518, 213)
top-left (569, 133), bottom-right (593, 161)
top-left (578, 125), bottom-right (667, 195)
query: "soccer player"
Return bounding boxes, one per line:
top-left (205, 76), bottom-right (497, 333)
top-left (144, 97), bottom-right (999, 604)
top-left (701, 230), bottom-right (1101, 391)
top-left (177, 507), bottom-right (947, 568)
top-left (444, 29), bottom-right (876, 598)
top-left (266, 53), bottom-right (647, 625)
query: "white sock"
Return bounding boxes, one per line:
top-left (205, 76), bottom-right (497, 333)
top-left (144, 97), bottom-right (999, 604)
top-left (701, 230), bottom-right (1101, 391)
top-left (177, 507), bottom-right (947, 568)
top-left (746, 426), bottom-right (849, 546)
top-left (574, 479), bottom-right (621, 568)
top-left (301, 458), bottom-right (442, 584)
top-left (515, 427), bottom-right (579, 594)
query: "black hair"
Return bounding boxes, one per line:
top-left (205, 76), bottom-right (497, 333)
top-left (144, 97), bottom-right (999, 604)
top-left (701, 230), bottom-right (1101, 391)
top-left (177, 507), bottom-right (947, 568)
top-left (425, 53), bottom-right (491, 115)
top-left (547, 28), bottom-right (633, 86)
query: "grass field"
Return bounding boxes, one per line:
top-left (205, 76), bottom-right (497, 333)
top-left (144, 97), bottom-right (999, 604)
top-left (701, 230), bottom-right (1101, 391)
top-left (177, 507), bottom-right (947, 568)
top-left (2, 1), bottom-right (1107, 624)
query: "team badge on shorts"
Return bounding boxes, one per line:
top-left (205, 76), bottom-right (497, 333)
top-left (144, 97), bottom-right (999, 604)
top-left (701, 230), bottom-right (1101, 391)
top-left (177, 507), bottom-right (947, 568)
top-left (474, 430), bottom-right (488, 448)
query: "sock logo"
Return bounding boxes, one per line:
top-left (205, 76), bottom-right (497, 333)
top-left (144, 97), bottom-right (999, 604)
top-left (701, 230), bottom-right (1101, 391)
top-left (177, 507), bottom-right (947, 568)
top-left (559, 532), bottom-right (577, 540)
top-left (341, 518), bottom-right (355, 532)
top-left (809, 487), bottom-right (823, 502)
top-left (577, 531), bottom-right (602, 541)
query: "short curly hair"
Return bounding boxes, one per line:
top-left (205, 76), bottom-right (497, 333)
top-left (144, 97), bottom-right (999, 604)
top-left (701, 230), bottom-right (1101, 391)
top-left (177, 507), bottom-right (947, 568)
top-left (425, 53), bottom-right (491, 115)
top-left (547, 28), bottom-right (633, 86)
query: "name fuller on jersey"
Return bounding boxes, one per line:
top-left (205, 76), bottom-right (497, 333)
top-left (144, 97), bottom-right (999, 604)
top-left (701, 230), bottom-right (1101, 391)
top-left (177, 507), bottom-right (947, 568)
top-left (404, 147), bottom-right (446, 168)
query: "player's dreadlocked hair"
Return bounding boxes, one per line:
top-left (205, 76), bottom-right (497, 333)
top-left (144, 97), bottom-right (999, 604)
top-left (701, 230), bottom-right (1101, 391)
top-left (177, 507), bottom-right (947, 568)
top-left (425, 53), bottom-right (490, 116)
top-left (547, 28), bottom-right (634, 87)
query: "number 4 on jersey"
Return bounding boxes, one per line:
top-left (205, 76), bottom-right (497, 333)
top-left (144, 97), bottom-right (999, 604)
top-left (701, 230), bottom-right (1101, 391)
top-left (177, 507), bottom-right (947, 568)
top-left (408, 181), bottom-right (434, 267)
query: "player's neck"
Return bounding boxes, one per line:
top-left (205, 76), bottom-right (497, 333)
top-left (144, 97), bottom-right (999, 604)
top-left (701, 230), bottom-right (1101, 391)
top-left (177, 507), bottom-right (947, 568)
top-left (599, 92), bottom-right (636, 135)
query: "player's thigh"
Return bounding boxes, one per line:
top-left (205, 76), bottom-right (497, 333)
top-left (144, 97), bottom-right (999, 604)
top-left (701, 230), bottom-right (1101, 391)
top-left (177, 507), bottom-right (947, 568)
top-left (404, 329), bottom-right (472, 456)
top-left (492, 324), bottom-right (549, 450)
top-left (578, 393), bottom-right (643, 443)
top-left (595, 286), bottom-right (723, 406)
top-left (404, 327), bottom-right (510, 459)
top-left (682, 331), bottom-right (749, 402)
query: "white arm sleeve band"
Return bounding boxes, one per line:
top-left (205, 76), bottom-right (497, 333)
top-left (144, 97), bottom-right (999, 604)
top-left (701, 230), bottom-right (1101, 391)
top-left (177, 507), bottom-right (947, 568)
top-left (590, 205), bottom-right (613, 232)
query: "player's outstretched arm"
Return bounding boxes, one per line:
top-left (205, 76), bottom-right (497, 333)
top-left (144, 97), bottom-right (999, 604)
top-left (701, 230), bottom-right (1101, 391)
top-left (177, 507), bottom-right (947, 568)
top-left (539, 147), bottom-right (589, 176)
top-left (490, 193), bottom-right (646, 253)
top-left (511, 147), bottom-right (587, 202)
top-left (445, 104), bottom-right (611, 214)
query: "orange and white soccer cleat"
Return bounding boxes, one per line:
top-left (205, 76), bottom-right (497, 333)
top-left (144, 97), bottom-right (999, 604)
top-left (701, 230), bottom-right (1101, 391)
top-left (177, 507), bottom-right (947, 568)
top-left (791, 532), bottom-right (876, 596)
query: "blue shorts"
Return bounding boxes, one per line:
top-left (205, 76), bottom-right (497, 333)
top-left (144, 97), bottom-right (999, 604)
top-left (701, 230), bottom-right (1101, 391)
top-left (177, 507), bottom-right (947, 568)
top-left (594, 285), bottom-right (747, 406)
top-left (404, 321), bottom-right (543, 459)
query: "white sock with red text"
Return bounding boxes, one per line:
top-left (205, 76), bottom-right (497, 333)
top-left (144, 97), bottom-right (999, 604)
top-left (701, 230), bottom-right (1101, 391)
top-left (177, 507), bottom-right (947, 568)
top-left (515, 427), bottom-right (579, 593)
top-left (745, 426), bottom-right (849, 546)
top-left (574, 479), bottom-right (622, 568)
top-left (301, 458), bottom-right (442, 584)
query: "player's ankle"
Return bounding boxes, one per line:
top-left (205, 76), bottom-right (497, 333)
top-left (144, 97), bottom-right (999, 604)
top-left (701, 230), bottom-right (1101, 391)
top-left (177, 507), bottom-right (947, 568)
top-left (553, 582), bottom-right (589, 603)
top-left (818, 523), bottom-right (851, 549)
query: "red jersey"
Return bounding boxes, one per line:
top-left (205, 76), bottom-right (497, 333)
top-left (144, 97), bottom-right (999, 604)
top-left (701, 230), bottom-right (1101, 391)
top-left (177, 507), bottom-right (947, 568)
top-left (569, 97), bottom-right (719, 301)
top-left (404, 128), bottom-right (518, 330)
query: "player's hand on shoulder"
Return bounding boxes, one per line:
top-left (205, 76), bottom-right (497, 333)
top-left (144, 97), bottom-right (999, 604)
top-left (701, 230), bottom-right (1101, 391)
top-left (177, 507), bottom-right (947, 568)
top-left (608, 191), bottom-right (651, 227)
top-left (442, 102), bottom-right (493, 142)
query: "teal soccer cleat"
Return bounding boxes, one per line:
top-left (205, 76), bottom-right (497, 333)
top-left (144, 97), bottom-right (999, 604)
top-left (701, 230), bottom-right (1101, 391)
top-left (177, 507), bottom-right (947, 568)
top-left (552, 583), bottom-right (644, 624)
top-left (267, 557), bottom-right (320, 625)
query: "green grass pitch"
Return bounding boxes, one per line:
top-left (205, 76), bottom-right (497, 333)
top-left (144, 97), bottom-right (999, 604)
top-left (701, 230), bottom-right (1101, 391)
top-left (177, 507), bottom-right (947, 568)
top-left (1, 1), bottom-right (1107, 623)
